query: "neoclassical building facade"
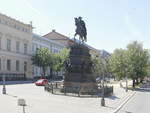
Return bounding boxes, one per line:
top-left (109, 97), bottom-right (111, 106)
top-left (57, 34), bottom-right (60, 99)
top-left (0, 13), bottom-right (33, 79)
top-left (0, 13), bottom-right (66, 80)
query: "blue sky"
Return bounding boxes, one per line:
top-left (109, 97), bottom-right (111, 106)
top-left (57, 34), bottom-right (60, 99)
top-left (0, 0), bottom-right (150, 52)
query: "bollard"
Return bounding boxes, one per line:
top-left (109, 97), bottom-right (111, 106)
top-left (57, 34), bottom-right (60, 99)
top-left (55, 82), bottom-right (58, 88)
top-left (51, 83), bottom-right (53, 94)
top-left (78, 88), bottom-right (80, 97)
top-left (18, 99), bottom-right (26, 113)
top-left (64, 87), bottom-right (66, 95)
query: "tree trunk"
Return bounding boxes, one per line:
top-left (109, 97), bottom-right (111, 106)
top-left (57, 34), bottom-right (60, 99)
top-left (125, 76), bottom-right (128, 92)
top-left (50, 67), bottom-right (53, 79)
top-left (133, 79), bottom-right (135, 88)
top-left (136, 78), bottom-right (139, 85)
top-left (140, 77), bottom-right (143, 83)
top-left (42, 66), bottom-right (46, 78)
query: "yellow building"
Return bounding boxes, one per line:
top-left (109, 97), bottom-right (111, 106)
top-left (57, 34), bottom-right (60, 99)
top-left (0, 13), bottom-right (33, 79)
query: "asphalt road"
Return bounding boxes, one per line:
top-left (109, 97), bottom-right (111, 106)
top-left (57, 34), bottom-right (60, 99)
top-left (118, 83), bottom-right (150, 113)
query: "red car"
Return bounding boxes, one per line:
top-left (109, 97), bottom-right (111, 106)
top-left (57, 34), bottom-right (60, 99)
top-left (35, 79), bottom-right (48, 86)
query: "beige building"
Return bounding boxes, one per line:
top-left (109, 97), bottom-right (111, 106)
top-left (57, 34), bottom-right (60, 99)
top-left (0, 13), bottom-right (33, 79)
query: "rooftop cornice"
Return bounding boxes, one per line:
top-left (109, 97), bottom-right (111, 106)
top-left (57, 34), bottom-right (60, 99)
top-left (0, 12), bottom-right (32, 27)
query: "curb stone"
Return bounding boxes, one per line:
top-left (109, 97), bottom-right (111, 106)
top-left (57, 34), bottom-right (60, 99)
top-left (112, 91), bottom-right (136, 113)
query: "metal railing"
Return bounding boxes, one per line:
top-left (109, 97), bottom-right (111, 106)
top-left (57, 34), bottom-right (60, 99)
top-left (45, 81), bottom-right (113, 97)
top-left (0, 73), bottom-right (26, 81)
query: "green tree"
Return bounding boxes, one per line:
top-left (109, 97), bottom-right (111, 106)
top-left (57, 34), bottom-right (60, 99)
top-left (146, 64), bottom-right (150, 77)
top-left (31, 48), bottom-right (51, 77)
top-left (92, 55), bottom-right (110, 80)
top-left (109, 49), bottom-right (130, 91)
top-left (53, 48), bottom-right (70, 76)
top-left (109, 49), bottom-right (128, 80)
top-left (126, 41), bottom-right (150, 87)
top-left (91, 55), bottom-right (101, 77)
top-left (47, 50), bottom-right (55, 78)
top-left (108, 41), bottom-right (150, 88)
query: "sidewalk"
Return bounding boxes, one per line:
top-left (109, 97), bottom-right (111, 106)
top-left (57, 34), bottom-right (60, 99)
top-left (106, 81), bottom-right (135, 112)
top-left (0, 80), bottom-right (33, 85)
top-left (0, 81), bottom-right (134, 113)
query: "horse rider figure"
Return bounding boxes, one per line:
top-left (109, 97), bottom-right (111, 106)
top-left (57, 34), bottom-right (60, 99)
top-left (74, 17), bottom-right (87, 43)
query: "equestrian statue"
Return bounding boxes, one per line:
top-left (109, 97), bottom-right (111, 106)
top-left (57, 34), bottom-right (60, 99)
top-left (74, 17), bottom-right (87, 43)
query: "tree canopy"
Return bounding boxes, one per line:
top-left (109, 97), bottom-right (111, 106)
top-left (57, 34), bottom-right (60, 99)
top-left (109, 49), bottom-right (128, 80)
top-left (109, 41), bottom-right (150, 87)
top-left (31, 48), bottom-right (70, 77)
top-left (31, 48), bottom-right (51, 76)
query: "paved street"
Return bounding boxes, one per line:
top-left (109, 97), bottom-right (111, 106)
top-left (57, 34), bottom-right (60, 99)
top-left (118, 83), bottom-right (150, 113)
top-left (0, 82), bottom-right (133, 113)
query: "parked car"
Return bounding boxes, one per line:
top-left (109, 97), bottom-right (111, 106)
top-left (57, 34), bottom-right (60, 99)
top-left (35, 79), bottom-right (48, 86)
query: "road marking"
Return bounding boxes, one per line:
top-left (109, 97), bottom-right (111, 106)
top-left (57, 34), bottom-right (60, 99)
top-left (113, 91), bottom-right (136, 113)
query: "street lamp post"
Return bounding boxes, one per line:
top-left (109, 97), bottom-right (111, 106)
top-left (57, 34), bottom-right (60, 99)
top-left (101, 72), bottom-right (105, 106)
top-left (2, 56), bottom-right (6, 94)
top-left (2, 74), bottom-right (6, 94)
top-left (125, 67), bottom-right (128, 92)
top-left (101, 59), bottom-right (106, 106)
top-left (125, 75), bottom-right (128, 92)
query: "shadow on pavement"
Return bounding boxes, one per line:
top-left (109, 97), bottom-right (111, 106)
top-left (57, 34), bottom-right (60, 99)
top-left (125, 111), bottom-right (132, 113)
top-left (107, 95), bottom-right (120, 100)
top-left (135, 88), bottom-right (150, 92)
top-left (6, 93), bottom-right (18, 98)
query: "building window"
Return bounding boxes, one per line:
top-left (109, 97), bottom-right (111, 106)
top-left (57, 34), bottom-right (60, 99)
top-left (0, 58), bottom-right (1, 70)
top-left (24, 61), bottom-right (27, 72)
top-left (16, 60), bottom-right (20, 71)
top-left (36, 67), bottom-right (38, 75)
top-left (24, 43), bottom-right (28, 54)
top-left (16, 41), bottom-right (20, 53)
top-left (32, 67), bottom-right (34, 75)
top-left (40, 45), bottom-right (42, 49)
top-left (7, 39), bottom-right (11, 51)
top-left (7, 59), bottom-right (11, 71)
top-left (32, 44), bottom-right (34, 52)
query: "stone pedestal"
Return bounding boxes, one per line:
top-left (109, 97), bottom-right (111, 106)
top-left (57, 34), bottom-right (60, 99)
top-left (64, 43), bottom-right (97, 94)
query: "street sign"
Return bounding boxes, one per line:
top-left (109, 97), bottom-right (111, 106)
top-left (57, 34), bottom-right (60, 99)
top-left (18, 99), bottom-right (26, 106)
